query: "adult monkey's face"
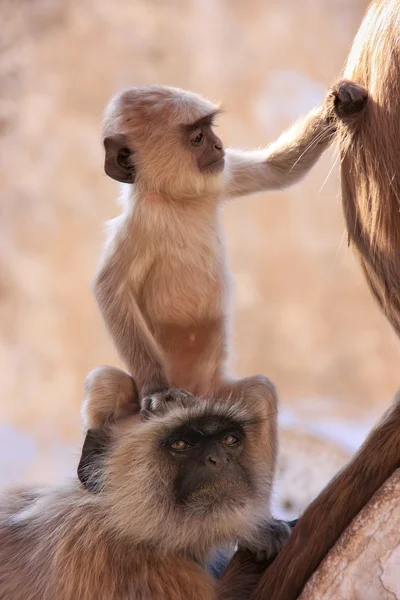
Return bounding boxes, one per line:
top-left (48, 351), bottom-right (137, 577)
top-left (78, 398), bottom-right (275, 557)
top-left (163, 413), bottom-right (249, 511)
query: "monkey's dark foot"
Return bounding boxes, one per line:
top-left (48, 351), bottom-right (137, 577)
top-left (240, 518), bottom-right (292, 564)
top-left (140, 388), bottom-right (194, 420)
top-left (329, 80), bottom-right (368, 119)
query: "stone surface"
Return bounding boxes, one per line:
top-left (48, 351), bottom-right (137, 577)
top-left (277, 427), bottom-right (351, 519)
top-left (300, 469), bottom-right (400, 600)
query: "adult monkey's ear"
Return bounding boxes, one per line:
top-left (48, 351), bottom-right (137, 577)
top-left (103, 134), bottom-right (136, 183)
top-left (77, 428), bottom-right (110, 493)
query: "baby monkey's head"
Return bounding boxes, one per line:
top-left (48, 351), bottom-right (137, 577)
top-left (78, 395), bottom-right (276, 560)
top-left (102, 85), bottom-right (225, 198)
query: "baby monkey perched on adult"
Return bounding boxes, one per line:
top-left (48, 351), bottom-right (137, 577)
top-left (88, 80), bottom-right (367, 417)
top-left (0, 378), bottom-right (289, 599)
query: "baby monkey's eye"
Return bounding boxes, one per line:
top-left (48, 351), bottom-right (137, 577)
top-left (170, 440), bottom-right (191, 451)
top-left (191, 130), bottom-right (204, 146)
top-left (221, 434), bottom-right (240, 446)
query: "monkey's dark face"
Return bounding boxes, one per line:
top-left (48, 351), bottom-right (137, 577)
top-left (78, 399), bottom-right (274, 555)
top-left (182, 112), bottom-right (225, 174)
top-left (162, 415), bottom-right (251, 511)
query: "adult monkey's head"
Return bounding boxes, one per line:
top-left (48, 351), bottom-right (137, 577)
top-left (102, 85), bottom-right (225, 198)
top-left (78, 393), bottom-right (277, 561)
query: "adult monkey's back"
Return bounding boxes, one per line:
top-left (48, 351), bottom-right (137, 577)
top-left (342, 0), bottom-right (400, 332)
top-left (246, 2), bottom-right (400, 599)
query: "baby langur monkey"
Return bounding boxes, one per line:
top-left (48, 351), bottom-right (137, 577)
top-left (87, 80), bottom-right (367, 418)
top-left (0, 378), bottom-right (289, 600)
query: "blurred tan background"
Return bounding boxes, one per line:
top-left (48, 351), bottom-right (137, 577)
top-left (1, 0), bottom-right (397, 516)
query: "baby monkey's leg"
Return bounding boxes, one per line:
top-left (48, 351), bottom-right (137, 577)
top-left (215, 375), bottom-right (278, 417)
top-left (83, 365), bottom-right (195, 424)
top-left (82, 365), bottom-right (140, 429)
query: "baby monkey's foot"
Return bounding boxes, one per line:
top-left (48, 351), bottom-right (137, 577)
top-left (329, 80), bottom-right (368, 119)
top-left (141, 388), bottom-right (194, 420)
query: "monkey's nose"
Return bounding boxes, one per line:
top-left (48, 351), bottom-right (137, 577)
top-left (214, 139), bottom-right (223, 151)
top-left (207, 454), bottom-right (228, 467)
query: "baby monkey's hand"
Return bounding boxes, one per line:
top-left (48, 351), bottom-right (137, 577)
top-left (327, 79), bottom-right (368, 120)
top-left (141, 388), bottom-right (195, 420)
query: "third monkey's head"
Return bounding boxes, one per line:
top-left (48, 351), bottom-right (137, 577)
top-left (102, 85), bottom-right (225, 199)
top-left (78, 395), bottom-right (276, 560)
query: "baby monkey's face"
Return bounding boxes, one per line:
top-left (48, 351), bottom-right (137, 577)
top-left (161, 414), bottom-right (250, 512)
top-left (180, 111), bottom-right (225, 175)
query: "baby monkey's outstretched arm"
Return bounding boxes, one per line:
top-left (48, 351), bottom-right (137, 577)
top-left (225, 81), bottom-right (368, 197)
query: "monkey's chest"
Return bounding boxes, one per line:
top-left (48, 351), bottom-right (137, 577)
top-left (141, 257), bottom-right (229, 393)
top-left (141, 252), bottom-right (230, 325)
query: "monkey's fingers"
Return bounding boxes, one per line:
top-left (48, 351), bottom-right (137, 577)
top-left (240, 519), bottom-right (292, 565)
top-left (330, 80), bottom-right (368, 119)
top-left (140, 388), bottom-right (195, 420)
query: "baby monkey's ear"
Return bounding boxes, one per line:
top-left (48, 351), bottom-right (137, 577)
top-left (77, 428), bottom-right (110, 493)
top-left (104, 134), bottom-right (136, 183)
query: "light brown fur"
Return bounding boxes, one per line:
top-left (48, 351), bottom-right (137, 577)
top-left (244, 2), bottom-right (400, 599)
top-left (340, 0), bottom-right (400, 334)
top-left (89, 81), bottom-right (365, 413)
top-left (0, 377), bottom-right (290, 600)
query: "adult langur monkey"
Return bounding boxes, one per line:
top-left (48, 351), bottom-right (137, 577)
top-left (0, 376), bottom-right (292, 600)
top-left (241, 2), bottom-right (400, 599)
top-left (85, 80), bottom-right (367, 421)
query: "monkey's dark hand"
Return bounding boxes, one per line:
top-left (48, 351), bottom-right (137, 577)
top-left (327, 80), bottom-right (368, 120)
top-left (239, 518), bottom-right (292, 564)
top-left (141, 388), bottom-right (195, 420)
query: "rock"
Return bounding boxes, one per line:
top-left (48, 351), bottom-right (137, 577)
top-left (276, 428), bottom-right (350, 519)
top-left (299, 469), bottom-right (400, 600)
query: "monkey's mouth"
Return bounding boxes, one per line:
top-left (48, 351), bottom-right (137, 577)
top-left (187, 476), bottom-right (250, 504)
top-left (204, 156), bottom-right (225, 172)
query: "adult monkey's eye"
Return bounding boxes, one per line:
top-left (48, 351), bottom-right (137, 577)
top-left (170, 440), bottom-right (191, 451)
top-left (191, 129), bottom-right (204, 146)
top-left (221, 435), bottom-right (240, 446)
